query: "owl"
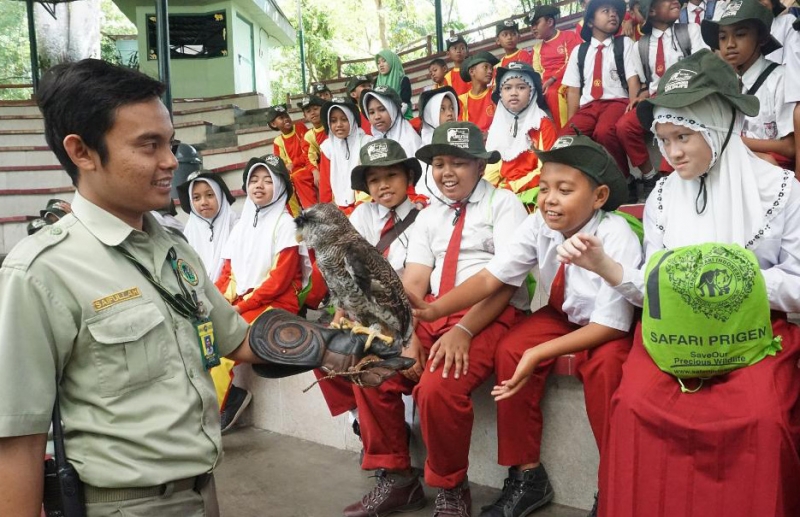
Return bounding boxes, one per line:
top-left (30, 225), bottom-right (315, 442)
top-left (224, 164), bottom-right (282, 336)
top-left (295, 203), bottom-right (413, 350)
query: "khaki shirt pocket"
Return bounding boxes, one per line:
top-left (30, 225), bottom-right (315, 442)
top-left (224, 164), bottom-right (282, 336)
top-left (87, 301), bottom-right (174, 397)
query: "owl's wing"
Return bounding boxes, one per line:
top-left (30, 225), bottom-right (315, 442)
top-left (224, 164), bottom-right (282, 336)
top-left (342, 243), bottom-right (391, 299)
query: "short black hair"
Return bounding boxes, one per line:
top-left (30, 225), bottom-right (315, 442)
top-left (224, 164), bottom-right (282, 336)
top-left (36, 59), bottom-right (166, 186)
top-left (429, 58), bottom-right (447, 68)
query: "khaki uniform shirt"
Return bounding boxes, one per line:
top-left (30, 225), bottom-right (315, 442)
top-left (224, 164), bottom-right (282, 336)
top-left (0, 193), bottom-right (250, 488)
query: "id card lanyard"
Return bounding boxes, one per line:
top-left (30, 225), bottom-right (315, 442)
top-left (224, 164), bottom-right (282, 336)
top-left (115, 245), bottom-right (221, 370)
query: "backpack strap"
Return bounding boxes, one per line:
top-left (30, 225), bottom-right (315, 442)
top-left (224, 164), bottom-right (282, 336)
top-left (706, 0), bottom-right (716, 20)
top-left (747, 62), bottom-right (779, 96)
top-left (578, 41), bottom-right (590, 92)
top-left (679, 6), bottom-right (688, 24)
top-left (674, 23), bottom-right (692, 57)
top-left (613, 36), bottom-right (628, 93)
top-left (375, 209), bottom-right (419, 255)
top-left (638, 34), bottom-right (652, 87)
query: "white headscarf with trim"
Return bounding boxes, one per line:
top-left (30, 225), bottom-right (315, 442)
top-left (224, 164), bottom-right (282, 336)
top-left (183, 178), bottom-right (238, 281)
top-left (222, 164), bottom-right (298, 294)
top-left (651, 94), bottom-right (792, 251)
top-left (421, 90), bottom-right (460, 146)
top-left (320, 106), bottom-right (373, 206)
top-left (486, 72), bottom-right (547, 162)
top-left (362, 91), bottom-right (422, 158)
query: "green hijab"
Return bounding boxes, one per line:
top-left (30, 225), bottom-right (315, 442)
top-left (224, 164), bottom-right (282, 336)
top-left (376, 49), bottom-right (411, 119)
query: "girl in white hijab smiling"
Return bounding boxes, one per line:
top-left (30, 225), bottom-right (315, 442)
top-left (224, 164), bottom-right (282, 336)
top-left (485, 62), bottom-right (557, 196)
top-left (177, 171), bottom-right (238, 282)
top-left (555, 50), bottom-right (800, 517)
top-left (217, 155), bottom-right (310, 322)
top-left (319, 98), bottom-right (373, 212)
top-left (361, 86), bottom-right (422, 160)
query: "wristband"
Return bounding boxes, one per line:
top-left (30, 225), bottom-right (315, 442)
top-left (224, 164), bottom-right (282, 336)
top-left (454, 323), bottom-right (474, 338)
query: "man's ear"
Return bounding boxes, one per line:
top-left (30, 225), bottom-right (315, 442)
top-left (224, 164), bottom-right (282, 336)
top-left (63, 134), bottom-right (99, 173)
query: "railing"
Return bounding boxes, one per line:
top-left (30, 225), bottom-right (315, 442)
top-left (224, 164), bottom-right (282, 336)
top-left (0, 83), bottom-right (34, 101)
top-left (336, 35), bottom-right (434, 78)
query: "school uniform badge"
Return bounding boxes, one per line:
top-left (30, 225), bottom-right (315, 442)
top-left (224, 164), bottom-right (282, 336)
top-left (176, 259), bottom-right (200, 286)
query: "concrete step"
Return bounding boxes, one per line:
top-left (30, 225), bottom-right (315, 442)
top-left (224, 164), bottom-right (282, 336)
top-left (174, 92), bottom-right (267, 111)
top-left (0, 102), bottom-right (39, 117)
top-left (173, 105), bottom-right (241, 127)
top-left (0, 115), bottom-right (44, 131)
top-left (0, 187), bottom-right (74, 218)
top-left (0, 146), bottom-right (60, 167)
top-left (0, 165), bottom-right (70, 190)
top-left (236, 126), bottom-right (280, 147)
top-left (174, 121), bottom-right (213, 147)
top-left (0, 130), bottom-right (47, 148)
top-left (200, 138), bottom-right (273, 171)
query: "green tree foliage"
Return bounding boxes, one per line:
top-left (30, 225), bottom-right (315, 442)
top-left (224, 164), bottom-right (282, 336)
top-left (0, 3), bottom-right (32, 100)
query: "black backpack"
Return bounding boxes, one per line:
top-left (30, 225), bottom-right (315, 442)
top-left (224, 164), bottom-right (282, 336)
top-left (577, 36), bottom-right (629, 94)
top-left (637, 25), bottom-right (692, 86)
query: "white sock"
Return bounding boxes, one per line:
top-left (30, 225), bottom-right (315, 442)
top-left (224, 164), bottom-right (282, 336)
top-left (643, 168), bottom-right (658, 180)
top-left (348, 408), bottom-right (359, 424)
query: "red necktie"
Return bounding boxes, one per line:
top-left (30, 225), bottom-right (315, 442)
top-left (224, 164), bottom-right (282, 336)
top-left (438, 203), bottom-right (467, 295)
top-left (694, 8), bottom-right (703, 24)
top-left (548, 262), bottom-right (567, 315)
top-left (655, 34), bottom-right (666, 77)
top-left (591, 44), bottom-right (605, 100)
top-left (379, 210), bottom-right (396, 258)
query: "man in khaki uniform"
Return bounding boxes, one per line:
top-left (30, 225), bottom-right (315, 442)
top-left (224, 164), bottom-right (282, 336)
top-left (0, 59), bottom-right (264, 517)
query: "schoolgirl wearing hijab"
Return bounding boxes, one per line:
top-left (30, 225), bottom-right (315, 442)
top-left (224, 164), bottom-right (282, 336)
top-left (177, 170), bottom-right (238, 282)
top-left (375, 49), bottom-right (413, 119)
top-left (486, 62), bottom-right (557, 196)
top-left (557, 50), bottom-right (800, 517)
top-left (318, 98), bottom-right (374, 214)
top-left (216, 155), bottom-right (310, 322)
top-left (361, 86), bottom-right (422, 159)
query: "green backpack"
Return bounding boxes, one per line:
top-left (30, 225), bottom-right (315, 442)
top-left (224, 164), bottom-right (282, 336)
top-left (642, 243), bottom-right (782, 391)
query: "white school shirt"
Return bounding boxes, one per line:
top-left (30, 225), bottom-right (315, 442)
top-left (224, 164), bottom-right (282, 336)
top-left (614, 178), bottom-right (800, 312)
top-left (406, 179), bottom-right (529, 310)
top-left (740, 57), bottom-right (794, 140)
top-left (638, 25), bottom-right (708, 95)
top-left (767, 13), bottom-right (800, 103)
top-left (685, 1), bottom-right (727, 23)
top-left (486, 210), bottom-right (641, 331)
top-left (562, 36), bottom-right (642, 107)
top-left (349, 198), bottom-right (417, 277)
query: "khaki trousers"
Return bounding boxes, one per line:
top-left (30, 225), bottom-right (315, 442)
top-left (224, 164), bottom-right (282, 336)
top-left (85, 475), bottom-right (219, 517)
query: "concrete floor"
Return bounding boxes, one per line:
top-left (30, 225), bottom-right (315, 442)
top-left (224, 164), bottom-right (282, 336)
top-left (216, 427), bottom-right (587, 517)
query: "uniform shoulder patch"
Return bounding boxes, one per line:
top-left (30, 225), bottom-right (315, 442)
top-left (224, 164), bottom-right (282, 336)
top-left (2, 218), bottom-right (72, 272)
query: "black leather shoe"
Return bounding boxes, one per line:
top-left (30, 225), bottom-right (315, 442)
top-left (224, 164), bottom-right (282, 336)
top-left (480, 465), bottom-right (554, 517)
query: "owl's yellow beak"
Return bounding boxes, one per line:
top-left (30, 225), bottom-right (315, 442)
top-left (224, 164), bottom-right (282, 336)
top-left (295, 231), bottom-right (304, 243)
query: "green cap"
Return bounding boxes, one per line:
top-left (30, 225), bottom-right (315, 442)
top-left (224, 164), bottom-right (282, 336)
top-left (242, 154), bottom-right (293, 201)
top-left (345, 75), bottom-right (372, 95)
top-left (297, 95), bottom-right (326, 109)
top-left (27, 217), bottom-right (50, 236)
top-left (416, 121), bottom-right (501, 164)
top-left (350, 139), bottom-right (423, 193)
top-left (637, 49), bottom-right (760, 130)
top-left (308, 82), bottom-right (331, 95)
top-left (265, 104), bottom-right (289, 126)
top-left (459, 51), bottom-right (500, 82)
top-left (360, 86), bottom-right (402, 117)
top-left (496, 18), bottom-right (520, 35)
top-left (176, 170), bottom-right (236, 215)
top-left (701, 0), bottom-right (782, 55)
top-left (580, 0), bottom-right (627, 41)
top-left (446, 34), bottom-right (468, 50)
top-left (533, 134), bottom-right (629, 211)
top-left (526, 5), bottom-right (560, 25)
top-left (40, 198), bottom-right (71, 219)
top-left (321, 97), bottom-right (362, 134)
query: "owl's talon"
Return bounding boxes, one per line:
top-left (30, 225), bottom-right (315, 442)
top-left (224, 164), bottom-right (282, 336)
top-left (349, 324), bottom-right (394, 352)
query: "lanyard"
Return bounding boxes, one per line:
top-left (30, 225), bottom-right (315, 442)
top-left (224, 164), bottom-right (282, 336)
top-left (115, 245), bottom-right (199, 320)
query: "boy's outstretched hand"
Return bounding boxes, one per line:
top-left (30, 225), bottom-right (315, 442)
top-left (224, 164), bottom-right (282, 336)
top-left (491, 348), bottom-right (541, 401)
top-left (408, 291), bottom-right (441, 322)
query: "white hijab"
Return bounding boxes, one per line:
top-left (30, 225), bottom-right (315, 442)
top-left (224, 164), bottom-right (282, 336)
top-left (320, 107), bottom-right (372, 206)
top-left (362, 92), bottom-right (422, 158)
top-left (183, 178), bottom-right (238, 281)
top-left (222, 164), bottom-right (298, 295)
top-left (652, 95), bottom-right (793, 251)
top-left (421, 90), bottom-right (460, 146)
top-left (486, 72), bottom-right (547, 162)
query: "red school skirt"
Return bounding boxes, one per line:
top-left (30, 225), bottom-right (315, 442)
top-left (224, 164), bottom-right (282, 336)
top-left (598, 315), bottom-right (800, 517)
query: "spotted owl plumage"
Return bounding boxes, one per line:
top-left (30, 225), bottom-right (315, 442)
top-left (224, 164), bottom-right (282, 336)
top-left (295, 203), bottom-right (414, 347)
